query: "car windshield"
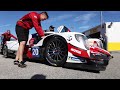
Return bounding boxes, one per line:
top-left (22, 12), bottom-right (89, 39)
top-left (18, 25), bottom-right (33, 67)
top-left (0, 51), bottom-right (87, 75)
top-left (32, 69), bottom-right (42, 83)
top-left (61, 26), bottom-right (69, 32)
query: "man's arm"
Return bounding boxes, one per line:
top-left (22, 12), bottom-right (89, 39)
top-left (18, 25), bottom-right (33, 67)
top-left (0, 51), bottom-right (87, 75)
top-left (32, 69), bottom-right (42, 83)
top-left (29, 13), bottom-right (44, 37)
top-left (10, 34), bottom-right (17, 40)
top-left (1, 32), bottom-right (6, 36)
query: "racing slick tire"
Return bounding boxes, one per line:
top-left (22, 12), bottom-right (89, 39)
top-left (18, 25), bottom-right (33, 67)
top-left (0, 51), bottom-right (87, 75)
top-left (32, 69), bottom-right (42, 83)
top-left (44, 37), bottom-right (68, 67)
top-left (3, 45), bottom-right (9, 58)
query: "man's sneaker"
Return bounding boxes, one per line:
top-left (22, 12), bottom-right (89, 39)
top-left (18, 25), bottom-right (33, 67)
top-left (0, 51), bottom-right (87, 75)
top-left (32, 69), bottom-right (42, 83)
top-left (14, 60), bottom-right (19, 65)
top-left (18, 61), bottom-right (27, 68)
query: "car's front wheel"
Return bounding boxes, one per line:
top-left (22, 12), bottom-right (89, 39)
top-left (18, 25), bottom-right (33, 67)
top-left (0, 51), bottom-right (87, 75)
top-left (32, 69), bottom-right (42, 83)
top-left (44, 37), bottom-right (68, 67)
top-left (3, 45), bottom-right (9, 58)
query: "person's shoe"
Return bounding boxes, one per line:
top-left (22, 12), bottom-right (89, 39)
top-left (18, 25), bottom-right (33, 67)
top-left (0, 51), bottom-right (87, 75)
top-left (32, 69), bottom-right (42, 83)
top-left (18, 61), bottom-right (27, 68)
top-left (14, 60), bottom-right (19, 65)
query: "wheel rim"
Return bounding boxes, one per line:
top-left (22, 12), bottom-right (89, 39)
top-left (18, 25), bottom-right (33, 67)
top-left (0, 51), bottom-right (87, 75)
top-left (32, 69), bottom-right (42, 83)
top-left (47, 39), bottom-right (67, 62)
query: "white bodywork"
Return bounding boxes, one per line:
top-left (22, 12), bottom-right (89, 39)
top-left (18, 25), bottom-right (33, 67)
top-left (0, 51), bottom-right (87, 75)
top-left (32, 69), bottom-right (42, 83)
top-left (35, 32), bottom-right (88, 50)
top-left (6, 40), bottom-right (19, 51)
top-left (6, 34), bottom-right (33, 51)
top-left (32, 31), bottom-right (90, 64)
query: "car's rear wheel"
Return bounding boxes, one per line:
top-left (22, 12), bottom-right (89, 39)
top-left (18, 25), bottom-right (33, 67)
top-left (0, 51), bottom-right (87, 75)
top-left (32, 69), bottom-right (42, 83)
top-left (3, 45), bottom-right (8, 58)
top-left (45, 37), bottom-right (68, 67)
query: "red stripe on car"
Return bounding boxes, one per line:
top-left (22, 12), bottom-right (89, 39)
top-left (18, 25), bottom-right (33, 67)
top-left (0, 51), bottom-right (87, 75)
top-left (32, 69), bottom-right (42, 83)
top-left (67, 43), bottom-right (89, 58)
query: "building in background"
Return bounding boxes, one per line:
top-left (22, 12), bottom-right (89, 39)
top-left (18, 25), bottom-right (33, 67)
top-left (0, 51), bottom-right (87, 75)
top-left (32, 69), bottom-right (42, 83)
top-left (82, 22), bottom-right (120, 51)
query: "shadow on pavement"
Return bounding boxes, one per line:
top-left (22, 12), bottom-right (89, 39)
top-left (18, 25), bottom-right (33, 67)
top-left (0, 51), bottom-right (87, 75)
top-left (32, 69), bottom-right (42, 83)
top-left (31, 74), bottom-right (46, 79)
top-left (63, 66), bottom-right (100, 73)
top-left (26, 59), bottom-right (50, 66)
top-left (63, 63), bottom-right (100, 73)
top-left (26, 59), bottom-right (100, 73)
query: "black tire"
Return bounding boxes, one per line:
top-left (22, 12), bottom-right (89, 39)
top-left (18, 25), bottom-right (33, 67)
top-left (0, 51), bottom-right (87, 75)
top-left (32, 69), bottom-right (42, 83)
top-left (0, 47), bottom-right (3, 54)
top-left (44, 37), bottom-right (68, 67)
top-left (3, 45), bottom-right (9, 58)
top-left (0, 44), bottom-right (4, 55)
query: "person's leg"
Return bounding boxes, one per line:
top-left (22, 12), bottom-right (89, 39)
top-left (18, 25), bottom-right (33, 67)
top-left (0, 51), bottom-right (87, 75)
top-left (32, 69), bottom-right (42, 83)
top-left (14, 25), bottom-right (29, 67)
top-left (14, 46), bottom-right (20, 65)
top-left (18, 30), bottom-right (29, 68)
top-left (14, 25), bottom-right (20, 65)
top-left (19, 41), bottom-right (26, 62)
top-left (18, 41), bottom-right (27, 68)
top-left (15, 45), bottom-right (20, 61)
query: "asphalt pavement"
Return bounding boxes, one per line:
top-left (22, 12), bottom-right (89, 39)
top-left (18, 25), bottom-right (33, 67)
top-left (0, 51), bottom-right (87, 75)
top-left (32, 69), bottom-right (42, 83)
top-left (0, 52), bottom-right (119, 79)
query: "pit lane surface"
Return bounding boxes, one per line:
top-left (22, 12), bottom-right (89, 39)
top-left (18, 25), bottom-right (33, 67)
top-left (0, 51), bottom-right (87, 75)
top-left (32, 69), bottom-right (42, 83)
top-left (0, 52), bottom-right (119, 79)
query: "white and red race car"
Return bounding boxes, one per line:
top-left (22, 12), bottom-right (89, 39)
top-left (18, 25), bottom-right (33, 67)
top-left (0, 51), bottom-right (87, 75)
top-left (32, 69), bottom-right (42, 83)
top-left (2, 25), bottom-right (113, 71)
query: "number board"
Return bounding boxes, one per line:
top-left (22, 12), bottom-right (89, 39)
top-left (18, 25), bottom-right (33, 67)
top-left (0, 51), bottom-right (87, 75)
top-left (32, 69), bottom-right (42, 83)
top-left (32, 47), bottom-right (40, 58)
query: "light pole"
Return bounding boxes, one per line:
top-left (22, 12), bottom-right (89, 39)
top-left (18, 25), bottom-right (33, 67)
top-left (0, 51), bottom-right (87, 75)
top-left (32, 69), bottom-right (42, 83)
top-left (100, 11), bottom-right (103, 29)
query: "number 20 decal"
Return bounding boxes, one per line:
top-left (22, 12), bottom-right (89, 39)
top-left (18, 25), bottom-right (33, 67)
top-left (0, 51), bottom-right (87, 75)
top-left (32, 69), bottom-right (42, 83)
top-left (32, 48), bottom-right (39, 56)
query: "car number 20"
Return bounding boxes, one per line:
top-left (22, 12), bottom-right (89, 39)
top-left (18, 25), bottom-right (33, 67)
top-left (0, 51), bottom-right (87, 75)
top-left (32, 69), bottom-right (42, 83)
top-left (32, 48), bottom-right (39, 55)
top-left (32, 47), bottom-right (40, 57)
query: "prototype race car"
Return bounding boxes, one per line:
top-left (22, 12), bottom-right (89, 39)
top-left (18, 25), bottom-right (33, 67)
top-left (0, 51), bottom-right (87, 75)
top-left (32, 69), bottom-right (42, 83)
top-left (2, 25), bottom-right (113, 71)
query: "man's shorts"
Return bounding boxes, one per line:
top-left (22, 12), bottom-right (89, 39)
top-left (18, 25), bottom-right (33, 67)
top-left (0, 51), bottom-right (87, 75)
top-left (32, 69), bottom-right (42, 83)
top-left (15, 25), bottom-right (29, 44)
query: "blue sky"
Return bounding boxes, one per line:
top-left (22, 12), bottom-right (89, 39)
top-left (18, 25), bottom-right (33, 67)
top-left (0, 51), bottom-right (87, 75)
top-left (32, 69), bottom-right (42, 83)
top-left (0, 11), bottom-right (120, 36)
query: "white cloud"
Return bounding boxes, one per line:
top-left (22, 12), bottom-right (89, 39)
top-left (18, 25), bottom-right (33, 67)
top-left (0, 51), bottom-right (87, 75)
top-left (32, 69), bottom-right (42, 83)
top-left (57, 14), bottom-right (73, 20)
top-left (74, 13), bottom-right (96, 24)
top-left (45, 14), bottom-right (74, 23)
top-left (0, 24), bottom-right (11, 28)
top-left (79, 26), bottom-right (90, 29)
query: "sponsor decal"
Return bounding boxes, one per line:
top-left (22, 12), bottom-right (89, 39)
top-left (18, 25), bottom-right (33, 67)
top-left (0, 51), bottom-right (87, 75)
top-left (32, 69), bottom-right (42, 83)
top-left (67, 36), bottom-right (72, 41)
top-left (71, 48), bottom-right (81, 54)
top-left (68, 43), bottom-right (89, 58)
top-left (70, 56), bottom-right (80, 61)
top-left (69, 56), bottom-right (86, 62)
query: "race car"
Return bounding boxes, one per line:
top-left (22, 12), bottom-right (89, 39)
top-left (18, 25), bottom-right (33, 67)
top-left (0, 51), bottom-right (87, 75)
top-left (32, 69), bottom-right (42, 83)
top-left (2, 25), bottom-right (113, 71)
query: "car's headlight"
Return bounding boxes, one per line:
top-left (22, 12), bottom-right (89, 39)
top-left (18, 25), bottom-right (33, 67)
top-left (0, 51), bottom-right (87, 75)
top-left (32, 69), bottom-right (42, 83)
top-left (75, 34), bottom-right (89, 49)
